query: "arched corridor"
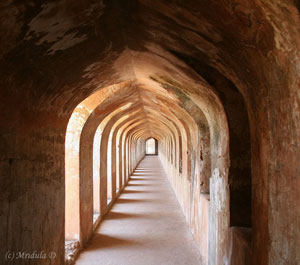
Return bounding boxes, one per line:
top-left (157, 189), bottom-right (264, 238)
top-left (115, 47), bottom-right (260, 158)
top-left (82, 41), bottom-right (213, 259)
top-left (0, 1), bottom-right (300, 265)
top-left (76, 156), bottom-right (203, 265)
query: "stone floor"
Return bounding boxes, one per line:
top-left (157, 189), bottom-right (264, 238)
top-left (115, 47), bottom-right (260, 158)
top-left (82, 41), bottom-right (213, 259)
top-left (76, 156), bottom-right (203, 265)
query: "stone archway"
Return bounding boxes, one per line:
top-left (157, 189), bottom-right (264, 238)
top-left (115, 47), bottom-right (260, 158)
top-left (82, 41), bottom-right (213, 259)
top-left (146, 137), bottom-right (158, 155)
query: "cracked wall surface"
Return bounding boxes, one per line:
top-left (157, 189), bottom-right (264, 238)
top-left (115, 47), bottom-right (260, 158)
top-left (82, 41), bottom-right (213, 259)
top-left (0, 1), bottom-right (299, 264)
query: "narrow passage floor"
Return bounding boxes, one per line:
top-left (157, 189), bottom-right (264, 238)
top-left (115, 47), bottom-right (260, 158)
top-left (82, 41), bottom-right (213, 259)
top-left (76, 156), bottom-right (203, 265)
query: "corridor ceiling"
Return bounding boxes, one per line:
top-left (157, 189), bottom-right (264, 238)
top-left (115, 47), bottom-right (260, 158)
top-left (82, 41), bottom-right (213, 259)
top-left (3, 0), bottom-right (298, 140)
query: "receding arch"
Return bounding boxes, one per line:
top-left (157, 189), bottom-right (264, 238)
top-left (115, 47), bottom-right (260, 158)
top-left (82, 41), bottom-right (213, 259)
top-left (65, 82), bottom-right (135, 248)
top-left (145, 137), bottom-right (158, 155)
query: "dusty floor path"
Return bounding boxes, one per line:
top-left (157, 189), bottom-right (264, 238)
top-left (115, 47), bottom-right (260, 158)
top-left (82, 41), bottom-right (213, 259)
top-left (76, 156), bottom-right (203, 265)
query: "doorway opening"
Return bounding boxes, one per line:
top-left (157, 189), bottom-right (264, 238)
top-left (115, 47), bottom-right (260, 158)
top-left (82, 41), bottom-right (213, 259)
top-left (146, 137), bottom-right (158, 155)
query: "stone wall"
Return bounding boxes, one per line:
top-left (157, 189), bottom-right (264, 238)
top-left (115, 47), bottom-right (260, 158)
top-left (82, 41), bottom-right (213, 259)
top-left (0, 1), bottom-right (299, 264)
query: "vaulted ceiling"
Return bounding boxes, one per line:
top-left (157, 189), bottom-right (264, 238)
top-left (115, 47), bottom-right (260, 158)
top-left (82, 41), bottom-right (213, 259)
top-left (2, 0), bottom-right (299, 128)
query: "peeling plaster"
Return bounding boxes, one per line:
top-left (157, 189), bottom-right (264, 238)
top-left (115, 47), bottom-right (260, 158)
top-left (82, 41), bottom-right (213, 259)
top-left (25, 1), bottom-right (105, 54)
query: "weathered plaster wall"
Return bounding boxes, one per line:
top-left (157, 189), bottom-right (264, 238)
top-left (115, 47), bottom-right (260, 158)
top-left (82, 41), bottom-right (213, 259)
top-left (229, 227), bottom-right (252, 265)
top-left (0, 1), bottom-right (299, 265)
top-left (0, 117), bottom-right (67, 265)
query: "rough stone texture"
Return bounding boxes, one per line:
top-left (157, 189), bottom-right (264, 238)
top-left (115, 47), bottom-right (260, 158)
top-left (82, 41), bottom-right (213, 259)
top-left (0, 0), bottom-right (299, 265)
top-left (65, 240), bottom-right (80, 265)
top-left (229, 227), bottom-right (252, 265)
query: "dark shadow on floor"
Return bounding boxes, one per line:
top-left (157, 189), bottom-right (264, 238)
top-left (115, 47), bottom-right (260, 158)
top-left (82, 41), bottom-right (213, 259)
top-left (116, 198), bottom-right (147, 204)
top-left (116, 198), bottom-right (161, 204)
top-left (127, 183), bottom-right (154, 187)
top-left (122, 190), bottom-right (152, 194)
top-left (84, 234), bottom-right (140, 251)
top-left (104, 212), bottom-right (148, 220)
top-left (104, 211), bottom-right (152, 220)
